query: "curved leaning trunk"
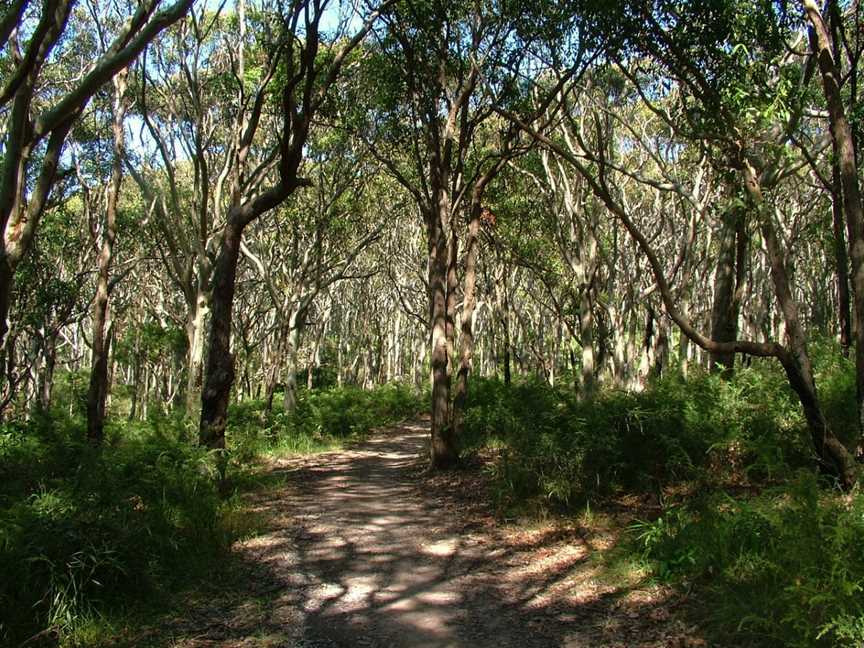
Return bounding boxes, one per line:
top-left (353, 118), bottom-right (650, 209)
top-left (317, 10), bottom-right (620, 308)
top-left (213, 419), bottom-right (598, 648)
top-left (755, 183), bottom-right (857, 487)
top-left (510, 109), bottom-right (860, 487)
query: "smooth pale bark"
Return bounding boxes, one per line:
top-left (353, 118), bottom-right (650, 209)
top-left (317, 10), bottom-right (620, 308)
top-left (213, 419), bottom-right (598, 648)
top-left (579, 289), bottom-right (596, 397)
top-left (37, 334), bottom-right (57, 411)
top-left (198, 0), bottom-right (386, 453)
top-left (452, 199), bottom-right (482, 440)
top-left (453, 156), bottom-right (508, 438)
top-left (505, 110), bottom-right (858, 486)
top-left (283, 325), bottom-right (301, 414)
top-left (831, 152), bottom-right (852, 355)
top-left (501, 296), bottom-right (512, 385)
top-left (307, 321), bottom-right (325, 389)
top-left (264, 328), bottom-right (287, 413)
top-left (803, 0), bottom-right (864, 440)
top-left (651, 321), bottom-right (669, 379)
top-left (184, 284), bottom-right (209, 418)
top-left (128, 340), bottom-right (141, 420)
top-left (744, 163), bottom-right (855, 485)
top-left (446, 215), bottom-right (459, 379)
top-left (86, 71), bottom-right (127, 444)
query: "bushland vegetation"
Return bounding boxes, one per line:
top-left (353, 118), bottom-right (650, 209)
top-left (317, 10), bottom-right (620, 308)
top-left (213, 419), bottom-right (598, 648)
top-left (2, 0), bottom-right (863, 645)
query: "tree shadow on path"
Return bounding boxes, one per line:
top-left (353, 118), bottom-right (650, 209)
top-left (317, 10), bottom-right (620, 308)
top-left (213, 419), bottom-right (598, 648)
top-left (153, 422), bottom-right (704, 648)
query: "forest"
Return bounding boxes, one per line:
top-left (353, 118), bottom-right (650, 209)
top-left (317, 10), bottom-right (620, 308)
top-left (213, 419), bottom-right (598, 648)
top-left (2, 0), bottom-right (864, 646)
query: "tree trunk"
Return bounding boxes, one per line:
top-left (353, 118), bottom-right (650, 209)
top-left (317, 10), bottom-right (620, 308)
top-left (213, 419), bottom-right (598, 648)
top-left (744, 162), bottom-right (857, 486)
top-left (199, 223), bottom-right (242, 453)
top-left (185, 284), bottom-right (209, 418)
top-left (453, 199), bottom-right (482, 440)
top-left (0, 263), bottom-right (11, 361)
top-left (428, 204), bottom-right (456, 467)
top-left (832, 152), bottom-right (853, 356)
top-left (498, 269), bottom-right (512, 386)
top-left (263, 327), bottom-right (286, 413)
top-left (283, 324), bottom-right (300, 414)
top-left (86, 71), bottom-right (127, 444)
top-left (804, 0), bottom-right (864, 443)
top-left (36, 333), bottom-right (57, 411)
top-left (652, 320), bottom-right (669, 379)
top-left (129, 344), bottom-right (141, 421)
top-left (710, 207), bottom-right (742, 372)
top-left (579, 289), bottom-right (596, 398)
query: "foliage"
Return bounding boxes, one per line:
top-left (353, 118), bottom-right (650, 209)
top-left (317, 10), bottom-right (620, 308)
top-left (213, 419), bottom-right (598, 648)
top-left (632, 475), bottom-right (864, 647)
top-left (227, 383), bottom-right (425, 465)
top-left (460, 350), bottom-right (855, 511)
top-left (462, 346), bottom-right (862, 645)
top-left (0, 412), bottom-right (230, 645)
top-left (0, 380), bottom-right (422, 645)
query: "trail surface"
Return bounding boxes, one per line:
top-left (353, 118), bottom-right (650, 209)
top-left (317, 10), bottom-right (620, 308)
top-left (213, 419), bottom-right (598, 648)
top-left (158, 422), bottom-right (704, 648)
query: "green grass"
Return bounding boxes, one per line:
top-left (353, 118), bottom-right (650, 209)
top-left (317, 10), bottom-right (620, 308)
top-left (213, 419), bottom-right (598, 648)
top-left (0, 410), bottom-right (231, 646)
top-left (227, 382), bottom-right (425, 465)
top-left (460, 357), bottom-right (838, 511)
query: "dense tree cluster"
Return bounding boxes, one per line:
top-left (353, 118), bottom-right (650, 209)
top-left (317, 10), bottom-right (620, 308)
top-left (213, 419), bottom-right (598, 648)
top-left (2, 0), bottom-right (863, 485)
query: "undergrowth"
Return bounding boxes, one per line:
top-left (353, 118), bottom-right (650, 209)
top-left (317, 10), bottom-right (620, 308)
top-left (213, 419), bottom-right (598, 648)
top-left (0, 382), bottom-right (423, 646)
top-left (461, 343), bottom-right (861, 646)
top-left (631, 475), bottom-right (864, 647)
top-left (228, 382), bottom-right (424, 465)
top-left (0, 411), bottom-right (231, 646)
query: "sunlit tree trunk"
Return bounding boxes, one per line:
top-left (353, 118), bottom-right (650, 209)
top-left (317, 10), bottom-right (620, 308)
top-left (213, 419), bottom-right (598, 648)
top-left (283, 323), bottom-right (301, 414)
top-left (185, 281), bottom-right (210, 418)
top-left (427, 198), bottom-right (457, 467)
top-left (453, 198), bottom-right (482, 440)
top-left (831, 154), bottom-right (852, 355)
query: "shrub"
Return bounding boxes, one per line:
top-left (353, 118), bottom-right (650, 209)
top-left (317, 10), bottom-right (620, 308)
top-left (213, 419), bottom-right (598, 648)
top-left (632, 474), bottom-right (864, 647)
top-left (460, 355), bottom-right (846, 510)
top-left (0, 413), bottom-right (228, 645)
top-left (227, 383), bottom-right (425, 462)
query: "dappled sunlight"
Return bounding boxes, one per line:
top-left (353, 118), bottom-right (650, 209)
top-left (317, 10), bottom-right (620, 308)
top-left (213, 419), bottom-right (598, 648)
top-left (158, 424), bottom-right (698, 648)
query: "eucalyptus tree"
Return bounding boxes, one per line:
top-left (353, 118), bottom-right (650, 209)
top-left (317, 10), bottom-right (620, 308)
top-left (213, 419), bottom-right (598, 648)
top-left (361, 0), bottom-right (586, 466)
top-left (125, 2), bottom-right (244, 418)
top-left (0, 0), bottom-right (194, 371)
top-left (241, 130), bottom-right (383, 413)
top-left (509, 1), bottom-right (860, 484)
top-left (801, 0), bottom-right (864, 440)
top-left (72, 2), bottom-right (137, 441)
top-left (1, 200), bottom-right (92, 416)
top-left (197, 0), bottom-right (390, 453)
top-left (69, 66), bottom-right (130, 442)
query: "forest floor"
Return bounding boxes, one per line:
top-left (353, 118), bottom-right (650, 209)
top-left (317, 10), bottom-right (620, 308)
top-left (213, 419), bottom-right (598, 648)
top-left (140, 420), bottom-right (709, 648)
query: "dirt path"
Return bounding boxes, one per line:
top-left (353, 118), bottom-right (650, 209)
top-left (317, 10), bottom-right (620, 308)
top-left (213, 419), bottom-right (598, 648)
top-left (158, 422), bottom-right (704, 648)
